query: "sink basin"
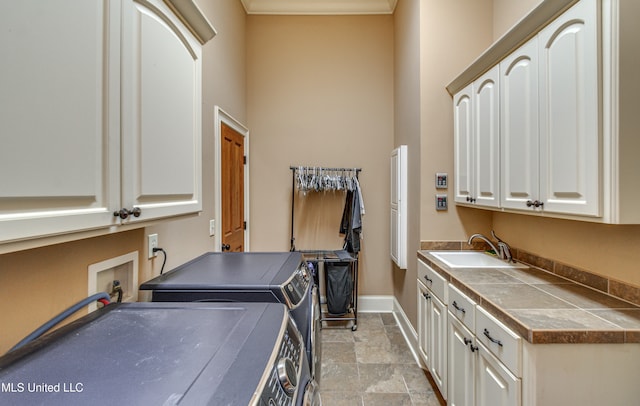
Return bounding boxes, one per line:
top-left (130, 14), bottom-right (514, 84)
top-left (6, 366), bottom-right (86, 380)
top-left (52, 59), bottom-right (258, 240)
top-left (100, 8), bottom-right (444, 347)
top-left (429, 251), bottom-right (527, 269)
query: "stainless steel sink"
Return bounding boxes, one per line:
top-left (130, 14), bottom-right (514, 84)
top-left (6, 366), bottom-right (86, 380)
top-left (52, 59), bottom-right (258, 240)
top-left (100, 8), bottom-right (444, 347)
top-left (429, 251), bottom-right (527, 269)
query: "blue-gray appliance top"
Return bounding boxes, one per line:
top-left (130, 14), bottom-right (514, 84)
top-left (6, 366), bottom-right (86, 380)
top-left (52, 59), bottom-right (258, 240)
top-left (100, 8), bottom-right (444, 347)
top-left (139, 251), bottom-right (303, 291)
top-left (0, 302), bottom-right (288, 405)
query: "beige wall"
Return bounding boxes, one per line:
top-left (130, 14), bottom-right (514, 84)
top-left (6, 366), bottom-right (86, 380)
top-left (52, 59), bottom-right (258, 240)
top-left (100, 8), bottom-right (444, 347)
top-left (246, 14), bottom-right (395, 296)
top-left (493, 0), bottom-right (543, 41)
top-left (0, 0), bottom-right (247, 353)
top-left (392, 0), bottom-right (422, 324)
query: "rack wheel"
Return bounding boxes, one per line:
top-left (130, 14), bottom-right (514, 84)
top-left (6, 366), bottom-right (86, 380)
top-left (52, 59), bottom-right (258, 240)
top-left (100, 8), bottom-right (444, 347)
top-left (352, 325), bottom-right (357, 331)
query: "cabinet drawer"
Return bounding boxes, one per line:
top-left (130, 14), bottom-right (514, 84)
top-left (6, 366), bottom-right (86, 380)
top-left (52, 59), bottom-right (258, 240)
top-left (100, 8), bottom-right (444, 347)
top-left (448, 284), bottom-right (476, 331)
top-left (418, 259), bottom-right (447, 303)
top-left (475, 305), bottom-right (521, 377)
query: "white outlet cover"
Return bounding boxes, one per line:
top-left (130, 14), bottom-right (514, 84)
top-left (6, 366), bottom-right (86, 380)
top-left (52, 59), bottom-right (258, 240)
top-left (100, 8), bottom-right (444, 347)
top-left (148, 234), bottom-right (158, 259)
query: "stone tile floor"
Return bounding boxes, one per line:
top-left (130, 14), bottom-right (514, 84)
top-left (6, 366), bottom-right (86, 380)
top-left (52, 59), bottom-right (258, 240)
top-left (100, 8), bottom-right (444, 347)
top-left (318, 312), bottom-right (444, 406)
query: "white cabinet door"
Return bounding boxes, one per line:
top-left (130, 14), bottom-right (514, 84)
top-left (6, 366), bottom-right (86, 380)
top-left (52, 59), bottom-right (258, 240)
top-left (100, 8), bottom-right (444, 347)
top-left (448, 313), bottom-right (475, 406)
top-left (500, 37), bottom-right (539, 211)
top-left (417, 280), bottom-right (431, 367)
top-left (121, 0), bottom-right (202, 222)
top-left (472, 66), bottom-right (501, 208)
top-left (429, 293), bottom-right (448, 399)
top-left (453, 83), bottom-right (474, 205)
top-left (390, 146), bottom-right (407, 269)
top-left (475, 342), bottom-right (521, 406)
top-left (538, 0), bottom-right (599, 216)
top-left (453, 66), bottom-right (500, 208)
top-left (0, 0), bottom-right (120, 242)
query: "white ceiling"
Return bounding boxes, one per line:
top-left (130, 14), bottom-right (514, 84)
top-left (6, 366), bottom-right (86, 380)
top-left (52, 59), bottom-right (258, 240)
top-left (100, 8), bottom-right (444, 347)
top-left (240, 0), bottom-right (398, 15)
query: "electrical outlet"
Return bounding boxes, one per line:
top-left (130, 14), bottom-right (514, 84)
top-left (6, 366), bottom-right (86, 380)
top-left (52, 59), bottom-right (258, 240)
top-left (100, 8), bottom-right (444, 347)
top-left (209, 219), bottom-right (215, 236)
top-left (148, 234), bottom-right (158, 259)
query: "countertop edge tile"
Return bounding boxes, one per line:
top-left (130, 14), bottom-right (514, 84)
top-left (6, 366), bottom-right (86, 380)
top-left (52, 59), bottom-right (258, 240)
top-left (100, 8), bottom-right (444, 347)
top-left (418, 250), bottom-right (640, 345)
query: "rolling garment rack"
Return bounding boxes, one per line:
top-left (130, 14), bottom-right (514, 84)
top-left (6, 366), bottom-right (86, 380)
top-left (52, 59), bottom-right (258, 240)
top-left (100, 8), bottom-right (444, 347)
top-left (289, 166), bottom-right (362, 331)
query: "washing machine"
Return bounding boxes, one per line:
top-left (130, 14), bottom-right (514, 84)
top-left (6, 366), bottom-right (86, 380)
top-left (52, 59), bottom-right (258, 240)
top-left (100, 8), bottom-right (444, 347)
top-left (139, 251), bottom-right (321, 380)
top-left (0, 302), bottom-right (319, 405)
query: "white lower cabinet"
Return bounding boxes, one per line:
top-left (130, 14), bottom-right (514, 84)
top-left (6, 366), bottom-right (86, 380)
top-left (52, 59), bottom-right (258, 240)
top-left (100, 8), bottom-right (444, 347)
top-left (447, 313), bottom-right (474, 406)
top-left (475, 341), bottom-right (521, 406)
top-left (417, 260), bottom-right (448, 400)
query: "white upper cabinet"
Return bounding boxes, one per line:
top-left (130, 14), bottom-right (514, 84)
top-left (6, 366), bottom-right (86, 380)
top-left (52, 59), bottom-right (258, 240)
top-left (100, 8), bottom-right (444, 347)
top-left (0, 0), bottom-right (121, 242)
top-left (454, 66), bottom-right (500, 208)
top-left (453, 84), bottom-right (473, 205)
top-left (120, 0), bottom-right (203, 222)
top-left (0, 0), bottom-right (213, 244)
top-left (500, 37), bottom-right (539, 211)
top-left (451, 0), bottom-right (640, 223)
top-left (473, 67), bottom-right (501, 208)
top-left (538, 0), bottom-right (599, 216)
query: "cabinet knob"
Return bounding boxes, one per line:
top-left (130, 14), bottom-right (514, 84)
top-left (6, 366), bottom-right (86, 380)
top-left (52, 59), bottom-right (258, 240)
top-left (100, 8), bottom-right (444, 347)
top-left (423, 292), bottom-right (431, 300)
top-left (221, 243), bottom-right (231, 252)
top-left (526, 200), bottom-right (544, 208)
top-left (113, 208), bottom-right (142, 219)
top-left (463, 337), bottom-right (472, 346)
top-left (470, 344), bottom-right (478, 353)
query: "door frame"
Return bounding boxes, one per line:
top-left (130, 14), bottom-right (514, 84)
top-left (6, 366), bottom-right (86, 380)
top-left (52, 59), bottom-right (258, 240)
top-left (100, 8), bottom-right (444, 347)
top-left (214, 106), bottom-right (250, 251)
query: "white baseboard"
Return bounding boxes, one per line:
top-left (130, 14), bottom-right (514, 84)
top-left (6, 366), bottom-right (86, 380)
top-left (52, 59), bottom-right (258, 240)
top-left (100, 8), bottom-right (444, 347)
top-left (357, 295), bottom-right (395, 312)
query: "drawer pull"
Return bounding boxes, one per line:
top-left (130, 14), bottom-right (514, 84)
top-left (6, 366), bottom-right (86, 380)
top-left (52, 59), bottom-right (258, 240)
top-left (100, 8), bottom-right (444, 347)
top-left (463, 337), bottom-right (472, 346)
top-left (483, 328), bottom-right (503, 347)
top-left (470, 344), bottom-right (478, 353)
top-left (424, 275), bottom-right (433, 283)
top-left (452, 300), bottom-right (466, 314)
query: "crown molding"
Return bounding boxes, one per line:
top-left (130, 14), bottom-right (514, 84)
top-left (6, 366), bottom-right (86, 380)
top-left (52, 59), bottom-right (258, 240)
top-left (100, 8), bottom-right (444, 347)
top-left (240, 0), bottom-right (397, 15)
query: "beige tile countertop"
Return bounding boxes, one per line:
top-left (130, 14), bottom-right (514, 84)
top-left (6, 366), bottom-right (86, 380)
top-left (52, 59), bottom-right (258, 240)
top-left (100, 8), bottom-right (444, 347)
top-left (418, 250), bottom-right (640, 344)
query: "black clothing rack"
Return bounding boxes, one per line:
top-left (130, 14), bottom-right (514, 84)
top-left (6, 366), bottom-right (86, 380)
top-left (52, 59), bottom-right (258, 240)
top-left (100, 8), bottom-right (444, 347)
top-left (289, 166), bottom-right (362, 331)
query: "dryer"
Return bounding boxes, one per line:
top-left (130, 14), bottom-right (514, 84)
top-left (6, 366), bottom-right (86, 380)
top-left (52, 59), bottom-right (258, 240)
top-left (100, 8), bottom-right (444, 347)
top-left (139, 251), bottom-right (321, 380)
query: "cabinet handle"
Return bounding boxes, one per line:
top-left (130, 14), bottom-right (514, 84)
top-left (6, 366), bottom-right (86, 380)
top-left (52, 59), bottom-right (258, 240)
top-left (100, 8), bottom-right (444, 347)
top-left (470, 344), bottom-right (478, 352)
top-left (483, 328), bottom-right (503, 347)
top-left (221, 243), bottom-right (231, 252)
top-left (113, 207), bottom-right (142, 220)
top-left (423, 292), bottom-right (431, 300)
top-left (463, 337), bottom-right (472, 346)
top-left (452, 300), bottom-right (466, 314)
top-left (423, 276), bottom-right (433, 284)
top-left (526, 200), bottom-right (544, 208)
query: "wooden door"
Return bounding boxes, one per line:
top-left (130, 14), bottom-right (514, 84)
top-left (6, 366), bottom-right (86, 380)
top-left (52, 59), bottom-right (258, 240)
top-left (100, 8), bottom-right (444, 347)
top-left (221, 123), bottom-right (245, 252)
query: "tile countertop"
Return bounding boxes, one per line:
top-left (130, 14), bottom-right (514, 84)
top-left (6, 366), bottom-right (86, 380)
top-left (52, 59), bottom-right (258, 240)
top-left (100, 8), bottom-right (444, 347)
top-left (418, 251), bottom-right (640, 344)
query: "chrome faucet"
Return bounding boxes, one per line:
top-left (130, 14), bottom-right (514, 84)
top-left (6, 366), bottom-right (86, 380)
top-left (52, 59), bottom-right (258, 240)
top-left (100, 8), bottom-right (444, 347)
top-left (467, 231), bottom-right (513, 262)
